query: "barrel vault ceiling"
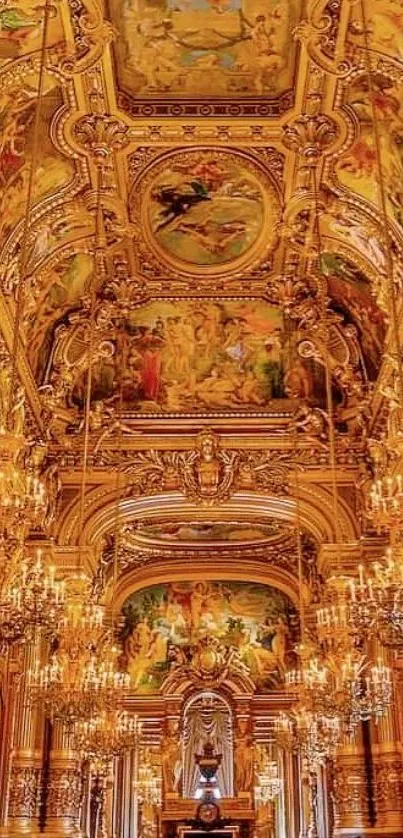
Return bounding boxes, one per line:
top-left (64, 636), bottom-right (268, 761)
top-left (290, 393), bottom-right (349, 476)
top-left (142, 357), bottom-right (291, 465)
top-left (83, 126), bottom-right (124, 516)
top-left (0, 0), bottom-right (402, 577)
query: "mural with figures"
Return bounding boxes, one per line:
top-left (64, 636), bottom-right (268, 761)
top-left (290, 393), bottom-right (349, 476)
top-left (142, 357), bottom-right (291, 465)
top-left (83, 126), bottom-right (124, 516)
top-left (336, 75), bottom-right (403, 230)
top-left (71, 300), bottom-right (286, 411)
top-left (147, 155), bottom-right (266, 267)
top-left (121, 581), bottom-right (297, 693)
top-left (133, 521), bottom-right (284, 544)
top-left (0, 84), bottom-right (74, 251)
top-left (109, 0), bottom-right (301, 100)
top-left (349, 0), bottom-right (403, 67)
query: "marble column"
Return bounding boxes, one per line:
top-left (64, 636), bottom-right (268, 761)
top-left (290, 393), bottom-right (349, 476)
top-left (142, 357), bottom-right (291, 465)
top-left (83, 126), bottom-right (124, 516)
top-left (44, 722), bottom-right (83, 838)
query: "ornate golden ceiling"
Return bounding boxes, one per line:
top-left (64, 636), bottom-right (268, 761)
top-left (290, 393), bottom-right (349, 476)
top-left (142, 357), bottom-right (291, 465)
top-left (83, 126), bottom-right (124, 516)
top-left (1, 0), bottom-right (402, 426)
top-left (0, 0), bottom-right (401, 587)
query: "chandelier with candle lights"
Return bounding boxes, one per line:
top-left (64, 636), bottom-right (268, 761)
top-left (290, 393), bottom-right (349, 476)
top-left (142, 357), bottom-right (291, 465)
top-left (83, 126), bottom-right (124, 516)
top-left (29, 642), bottom-right (131, 726)
top-left (0, 547), bottom-right (65, 651)
top-left (74, 709), bottom-right (137, 770)
top-left (28, 573), bottom-right (131, 725)
top-left (0, 429), bottom-right (47, 539)
top-left (314, 575), bottom-right (393, 730)
top-left (136, 751), bottom-right (162, 806)
top-left (345, 549), bottom-right (403, 648)
top-left (254, 745), bottom-right (282, 804)
top-left (275, 705), bottom-right (343, 767)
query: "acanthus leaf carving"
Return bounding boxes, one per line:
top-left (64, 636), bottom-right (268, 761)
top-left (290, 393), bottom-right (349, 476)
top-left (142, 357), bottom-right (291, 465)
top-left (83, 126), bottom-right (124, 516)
top-left (282, 114), bottom-right (339, 162)
top-left (72, 114), bottom-right (129, 160)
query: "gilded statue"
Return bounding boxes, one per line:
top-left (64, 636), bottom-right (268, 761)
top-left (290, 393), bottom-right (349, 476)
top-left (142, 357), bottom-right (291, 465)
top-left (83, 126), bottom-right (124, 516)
top-left (234, 719), bottom-right (254, 793)
top-left (162, 719), bottom-right (182, 795)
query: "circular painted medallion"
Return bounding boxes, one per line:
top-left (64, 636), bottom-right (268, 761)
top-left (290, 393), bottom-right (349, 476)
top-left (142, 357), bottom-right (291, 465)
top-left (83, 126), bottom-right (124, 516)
top-left (134, 149), bottom-right (279, 274)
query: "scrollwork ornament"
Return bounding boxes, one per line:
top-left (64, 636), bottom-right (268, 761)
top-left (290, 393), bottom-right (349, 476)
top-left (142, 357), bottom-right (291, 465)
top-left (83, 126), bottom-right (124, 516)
top-left (112, 430), bottom-right (291, 506)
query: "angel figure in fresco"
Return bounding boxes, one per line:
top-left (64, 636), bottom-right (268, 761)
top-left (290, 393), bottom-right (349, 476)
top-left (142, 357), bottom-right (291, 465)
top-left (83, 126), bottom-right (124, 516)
top-left (152, 179), bottom-right (211, 232)
top-left (188, 581), bottom-right (223, 636)
top-left (242, 12), bottom-right (285, 95)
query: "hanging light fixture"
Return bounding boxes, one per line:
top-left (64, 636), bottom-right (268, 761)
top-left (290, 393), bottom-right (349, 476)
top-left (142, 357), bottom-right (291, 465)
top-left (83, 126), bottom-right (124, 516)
top-left (136, 749), bottom-right (162, 807)
top-left (254, 744), bottom-right (282, 804)
top-left (28, 159), bottom-right (132, 725)
top-left (28, 572), bottom-right (130, 726)
top-left (302, 125), bottom-right (394, 725)
top-left (0, 548), bottom-right (65, 650)
top-left (74, 710), bottom-right (139, 770)
top-left (343, 549), bottom-right (403, 648)
top-left (275, 706), bottom-right (342, 768)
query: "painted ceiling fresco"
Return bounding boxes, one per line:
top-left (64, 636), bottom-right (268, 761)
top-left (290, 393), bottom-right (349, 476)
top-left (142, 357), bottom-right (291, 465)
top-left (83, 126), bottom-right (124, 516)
top-left (109, 0), bottom-right (302, 109)
top-left (121, 581), bottom-right (298, 693)
top-left (132, 520), bottom-right (287, 545)
top-left (0, 0), bottom-right (65, 59)
top-left (129, 147), bottom-right (280, 276)
top-left (0, 0), bottom-right (401, 432)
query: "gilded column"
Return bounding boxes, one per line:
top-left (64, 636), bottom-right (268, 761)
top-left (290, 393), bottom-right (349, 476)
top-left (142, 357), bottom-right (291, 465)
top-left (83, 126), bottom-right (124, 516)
top-left (0, 652), bottom-right (19, 836)
top-left (44, 723), bottom-right (82, 837)
top-left (331, 741), bottom-right (371, 836)
top-left (7, 635), bottom-right (42, 837)
top-left (371, 648), bottom-right (403, 835)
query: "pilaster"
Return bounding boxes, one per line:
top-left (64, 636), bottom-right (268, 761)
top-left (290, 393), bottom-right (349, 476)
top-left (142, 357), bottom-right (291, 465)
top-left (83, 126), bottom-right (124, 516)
top-left (7, 636), bottom-right (42, 837)
top-left (44, 723), bottom-right (82, 838)
top-left (332, 743), bottom-right (371, 837)
top-left (371, 647), bottom-right (403, 835)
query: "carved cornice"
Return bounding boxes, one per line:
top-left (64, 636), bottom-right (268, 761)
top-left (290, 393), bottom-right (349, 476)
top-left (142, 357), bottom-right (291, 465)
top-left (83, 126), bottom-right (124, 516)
top-left (92, 527), bottom-right (320, 601)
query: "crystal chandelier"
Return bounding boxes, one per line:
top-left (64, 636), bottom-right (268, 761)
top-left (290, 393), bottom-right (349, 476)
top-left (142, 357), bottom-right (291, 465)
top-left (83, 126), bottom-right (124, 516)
top-left (28, 573), bottom-right (131, 725)
top-left (74, 709), bottom-right (138, 770)
top-left (347, 548), bottom-right (403, 648)
top-left (0, 548), bottom-right (65, 650)
top-left (285, 644), bottom-right (330, 706)
top-left (315, 578), bottom-right (393, 730)
top-left (369, 474), bottom-right (403, 531)
top-left (254, 746), bottom-right (282, 804)
top-left (136, 751), bottom-right (162, 806)
top-left (275, 705), bottom-right (342, 767)
top-left (372, 553), bottom-right (403, 647)
top-left (0, 430), bottom-right (47, 536)
top-left (59, 573), bottom-right (106, 658)
top-left (28, 643), bottom-right (131, 726)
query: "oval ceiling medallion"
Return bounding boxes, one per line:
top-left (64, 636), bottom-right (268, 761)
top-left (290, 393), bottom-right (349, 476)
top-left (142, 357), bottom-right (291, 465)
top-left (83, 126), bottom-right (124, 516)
top-left (132, 148), bottom-right (280, 275)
